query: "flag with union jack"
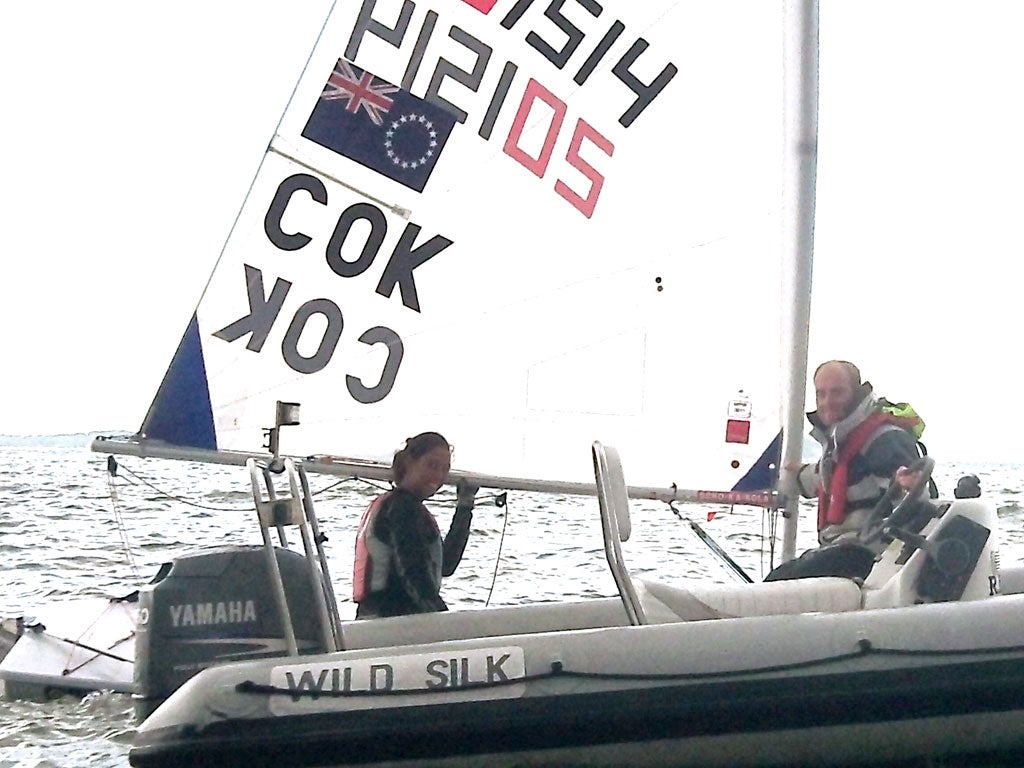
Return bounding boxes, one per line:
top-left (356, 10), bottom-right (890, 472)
top-left (319, 60), bottom-right (397, 126)
top-left (302, 60), bottom-right (457, 193)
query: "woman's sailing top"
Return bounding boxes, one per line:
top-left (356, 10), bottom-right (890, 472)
top-left (353, 489), bottom-right (473, 618)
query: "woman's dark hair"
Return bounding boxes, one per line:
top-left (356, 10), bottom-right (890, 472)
top-left (391, 432), bottom-right (450, 484)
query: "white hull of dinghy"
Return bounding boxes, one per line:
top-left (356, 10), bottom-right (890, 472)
top-left (128, 591), bottom-right (1024, 768)
top-left (0, 596), bottom-right (136, 699)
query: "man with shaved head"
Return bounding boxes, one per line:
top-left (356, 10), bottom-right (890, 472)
top-left (795, 359), bottom-right (922, 547)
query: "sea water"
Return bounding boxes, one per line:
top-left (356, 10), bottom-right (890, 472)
top-left (0, 444), bottom-right (1021, 768)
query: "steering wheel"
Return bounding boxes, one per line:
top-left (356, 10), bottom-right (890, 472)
top-left (858, 456), bottom-right (935, 546)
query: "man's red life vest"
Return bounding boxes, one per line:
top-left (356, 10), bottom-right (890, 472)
top-left (817, 412), bottom-right (919, 531)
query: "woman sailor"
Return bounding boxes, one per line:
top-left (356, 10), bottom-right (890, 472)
top-left (352, 432), bottom-right (476, 618)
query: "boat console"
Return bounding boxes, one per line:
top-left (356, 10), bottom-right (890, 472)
top-left (861, 496), bottom-right (998, 608)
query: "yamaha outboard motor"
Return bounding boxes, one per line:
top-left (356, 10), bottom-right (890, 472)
top-left (134, 545), bottom-right (326, 718)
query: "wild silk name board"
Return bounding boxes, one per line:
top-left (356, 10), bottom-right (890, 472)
top-left (269, 646), bottom-right (527, 713)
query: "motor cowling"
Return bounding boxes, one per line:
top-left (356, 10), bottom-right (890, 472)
top-left (134, 545), bottom-right (326, 718)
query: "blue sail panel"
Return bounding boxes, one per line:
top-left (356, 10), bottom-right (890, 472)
top-left (140, 313), bottom-right (216, 450)
top-left (731, 431), bottom-right (782, 492)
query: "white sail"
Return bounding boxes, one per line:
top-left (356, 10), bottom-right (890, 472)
top-left (104, 0), bottom-right (789, 496)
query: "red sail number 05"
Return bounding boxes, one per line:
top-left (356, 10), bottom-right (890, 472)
top-left (502, 78), bottom-right (614, 219)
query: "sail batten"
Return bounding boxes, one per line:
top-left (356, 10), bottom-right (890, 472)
top-left (268, 143), bottom-right (412, 219)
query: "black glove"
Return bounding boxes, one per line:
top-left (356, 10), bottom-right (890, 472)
top-left (455, 478), bottom-right (478, 512)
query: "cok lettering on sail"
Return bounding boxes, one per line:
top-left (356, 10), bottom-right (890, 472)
top-left (210, 170), bottom-right (458, 399)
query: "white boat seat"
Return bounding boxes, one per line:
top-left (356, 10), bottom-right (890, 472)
top-left (589, 440), bottom-right (863, 623)
top-left (592, 441), bottom-right (646, 625)
top-left (339, 597), bottom-right (630, 651)
top-left (337, 576), bottom-right (865, 651)
top-left (638, 576), bottom-right (863, 622)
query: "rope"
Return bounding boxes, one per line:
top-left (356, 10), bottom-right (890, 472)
top-left (107, 460), bottom-right (252, 513)
top-left (103, 455), bottom-right (381, 535)
top-left (484, 494), bottom-right (511, 608)
top-left (107, 470), bottom-right (139, 579)
top-left (762, 502), bottom-right (780, 579)
top-left (668, 502), bottom-right (752, 584)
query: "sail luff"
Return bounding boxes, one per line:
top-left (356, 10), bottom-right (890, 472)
top-left (134, 8), bottom-right (340, 447)
top-left (780, 0), bottom-right (820, 562)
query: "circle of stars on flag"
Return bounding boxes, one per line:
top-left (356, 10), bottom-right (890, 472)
top-left (383, 113), bottom-right (439, 170)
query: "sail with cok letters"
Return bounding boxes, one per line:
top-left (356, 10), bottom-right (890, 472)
top-left (98, 0), bottom-right (787, 504)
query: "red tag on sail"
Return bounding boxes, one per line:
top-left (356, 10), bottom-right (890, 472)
top-left (725, 419), bottom-right (751, 444)
top-left (459, 0), bottom-right (497, 12)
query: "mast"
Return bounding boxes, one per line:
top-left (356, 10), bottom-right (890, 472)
top-left (779, 0), bottom-right (819, 561)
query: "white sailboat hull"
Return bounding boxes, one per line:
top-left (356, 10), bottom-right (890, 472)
top-left (0, 597), bottom-right (136, 699)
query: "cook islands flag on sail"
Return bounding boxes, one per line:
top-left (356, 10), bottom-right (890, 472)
top-left (302, 59), bottom-right (457, 192)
